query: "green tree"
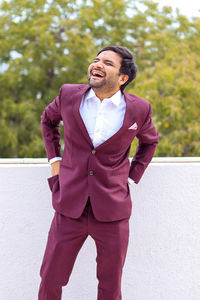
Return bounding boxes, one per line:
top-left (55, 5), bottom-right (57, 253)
top-left (0, 0), bottom-right (199, 157)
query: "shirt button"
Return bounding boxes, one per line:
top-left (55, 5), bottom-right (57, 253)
top-left (89, 171), bottom-right (94, 175)
top-left (92, 150), bottom-right (96, 155)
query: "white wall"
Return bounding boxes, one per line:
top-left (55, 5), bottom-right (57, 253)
top-left (0, 158), bottom-right (200, 300)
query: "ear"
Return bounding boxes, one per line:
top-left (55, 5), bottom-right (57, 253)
top-left (119, 74), bottom-right (129, 86)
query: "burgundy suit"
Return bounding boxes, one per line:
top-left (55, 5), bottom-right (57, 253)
top-left (39, 84), bottom-right (159, 299)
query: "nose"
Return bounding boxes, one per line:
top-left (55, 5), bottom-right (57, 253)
top-left (93, 60), bottom-right (103, 69)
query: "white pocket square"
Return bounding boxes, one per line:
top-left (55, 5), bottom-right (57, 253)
top-left (128, 122), bottom-right (138, 130)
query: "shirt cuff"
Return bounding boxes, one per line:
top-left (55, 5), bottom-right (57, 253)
top-left (128, 177), bottom-right (135, 185)
top-left (49, 157), bottom-right (62, 164)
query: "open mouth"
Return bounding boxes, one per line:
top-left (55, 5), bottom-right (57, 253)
top-left (91, 69), bottom-right (105, 78)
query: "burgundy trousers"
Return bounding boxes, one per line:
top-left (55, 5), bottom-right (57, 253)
top-left (38, 199), bottom-right (130, 300)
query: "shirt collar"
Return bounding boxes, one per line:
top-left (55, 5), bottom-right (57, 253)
top-left (85, 88), bottom-right (122, 107)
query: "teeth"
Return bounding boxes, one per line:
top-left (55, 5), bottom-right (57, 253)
top-left (92, 70), bottom-right (104, 77)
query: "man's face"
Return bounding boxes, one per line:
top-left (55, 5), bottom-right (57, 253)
top-left (88, 50), bottom-right (125, 92)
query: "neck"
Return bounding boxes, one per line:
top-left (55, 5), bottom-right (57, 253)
top-left (92, 87), bottom-right (120, 101)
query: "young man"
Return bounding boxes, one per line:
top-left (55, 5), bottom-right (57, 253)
top-left (38, 46), bottom-right (159, 299)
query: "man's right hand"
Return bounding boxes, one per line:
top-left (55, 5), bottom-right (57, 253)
top-left (51, 161), bottom-right (60, 176)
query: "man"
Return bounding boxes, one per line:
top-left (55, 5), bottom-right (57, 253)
top-left (38, 46), bottom-right (159, 299)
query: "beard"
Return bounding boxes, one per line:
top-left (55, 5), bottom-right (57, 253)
top-left (88, 75), bottom-right (107, 88)
top-left (88, 75), bottom-right (118, 92)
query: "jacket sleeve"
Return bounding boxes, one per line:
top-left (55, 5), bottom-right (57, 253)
top-left (129, 103), bottom-right (160, 184)
top-left (41, 86), bottom-right (63, 161)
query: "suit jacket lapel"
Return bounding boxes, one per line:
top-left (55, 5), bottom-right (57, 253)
top-left (72, 86), bottom-right (137, 150)
top-left (72, 85), bottom-right (93, 147)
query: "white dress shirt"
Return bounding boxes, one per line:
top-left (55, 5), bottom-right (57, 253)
top-left (50, 88), bottom-right (134, 185)
top-left (80, 88), bottom-right (126, 148)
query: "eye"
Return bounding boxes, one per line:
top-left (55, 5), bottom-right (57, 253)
top-left (104, 61), bottom-right (114, 66)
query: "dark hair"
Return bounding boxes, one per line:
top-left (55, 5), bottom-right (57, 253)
top-left (97, 46), bottom-right (138, 91)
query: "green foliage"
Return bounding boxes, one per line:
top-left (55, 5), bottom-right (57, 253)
top-left (0, 0), bottom-right (199, 157)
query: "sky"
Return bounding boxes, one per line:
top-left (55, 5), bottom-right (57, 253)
top-left (157, 0), bottom-right (200, 18)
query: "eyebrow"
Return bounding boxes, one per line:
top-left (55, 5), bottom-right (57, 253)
top-left (93, 57), bottom-right (115, 66)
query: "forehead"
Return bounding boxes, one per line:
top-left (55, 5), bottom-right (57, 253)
top-left (97, 50), bottom-right (122, 65)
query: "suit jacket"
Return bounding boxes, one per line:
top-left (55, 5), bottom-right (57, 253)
top-left (41, 84), bottom-right (159, 221)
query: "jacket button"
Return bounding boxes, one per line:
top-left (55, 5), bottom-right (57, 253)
top-left (92, 150), bottom-right (96, 155)
top-left (89, 171), bottom-right (94, 175)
